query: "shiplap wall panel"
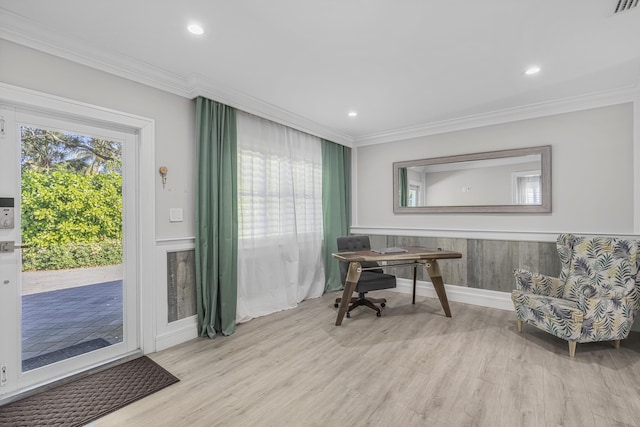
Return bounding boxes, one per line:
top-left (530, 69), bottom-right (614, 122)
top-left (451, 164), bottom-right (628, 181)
top-left (167, 250), bottom-right (197, 322)
top-left (364, 235), bottom-right (560, 293)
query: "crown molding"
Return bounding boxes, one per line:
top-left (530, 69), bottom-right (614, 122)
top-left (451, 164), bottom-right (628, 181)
top-left (186, 74), bottom-right (353, 146)
top-left (354, 84), bottom-right (640, 146)
top-left (0, 10), bottom-right (191, 98)
top-left (1, 7), bottom-right (637, 150)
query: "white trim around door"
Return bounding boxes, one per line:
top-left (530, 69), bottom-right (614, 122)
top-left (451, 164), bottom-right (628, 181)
top-left (0, 82), bottom-right (156, 397)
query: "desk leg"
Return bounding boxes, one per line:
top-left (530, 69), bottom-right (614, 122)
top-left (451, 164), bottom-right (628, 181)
top-left (426, 260), bottom-right (452, 317)
top-left (412, 263), bottom-right (417, 304)
top-left (335, 261), bottom-right (361, 326)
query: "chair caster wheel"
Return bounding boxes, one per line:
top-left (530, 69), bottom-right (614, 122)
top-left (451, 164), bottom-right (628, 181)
top-left (334, 303), bottom-right (339, 308)
top-left (380, 303), bottom-right (385, 307)
top-left (346, 312), bottom-right (351, 318)
top-left (376, 312), bottom-right (382, 317)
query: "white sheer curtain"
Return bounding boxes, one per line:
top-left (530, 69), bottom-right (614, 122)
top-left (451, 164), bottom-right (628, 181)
top-left (236, 111), bottom-right (325, 323)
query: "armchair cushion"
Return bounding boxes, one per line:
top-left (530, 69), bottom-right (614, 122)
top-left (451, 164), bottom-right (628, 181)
top-left (512, 292), bottom-right (583, 341)
top-left (356, 271), bottom-right (397, 293)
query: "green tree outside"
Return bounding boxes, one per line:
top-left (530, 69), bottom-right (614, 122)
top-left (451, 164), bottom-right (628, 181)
top-left (20, 127), bottom-right (123, 271)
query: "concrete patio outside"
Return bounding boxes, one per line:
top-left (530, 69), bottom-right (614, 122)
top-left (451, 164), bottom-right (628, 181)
top-left (21, 265), bottom-right (124, 371)
top-left (22, 265), bottom-right (122, 295)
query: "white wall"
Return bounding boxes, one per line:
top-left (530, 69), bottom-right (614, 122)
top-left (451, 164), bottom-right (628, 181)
top-left (0, 39), bottom-right (199, 352)
top-left (0, 39), bottom-right (196, 240)
top-left (355, 103), bottom-right (636, 235)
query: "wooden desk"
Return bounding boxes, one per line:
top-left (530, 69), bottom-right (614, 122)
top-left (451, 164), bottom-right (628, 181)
top-left (331, 246), bottom-right (462, 326)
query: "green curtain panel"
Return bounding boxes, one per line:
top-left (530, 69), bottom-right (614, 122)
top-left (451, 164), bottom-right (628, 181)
top-left (195, 97), bottom-right (238, 338)
top-left (321, 139), bottom-right (351, 293)
top-left (399, 167), bottom-right (408, 207)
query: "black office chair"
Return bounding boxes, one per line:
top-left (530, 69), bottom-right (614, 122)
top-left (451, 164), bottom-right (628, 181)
top-left (334, 235), bottom-right (397, 317)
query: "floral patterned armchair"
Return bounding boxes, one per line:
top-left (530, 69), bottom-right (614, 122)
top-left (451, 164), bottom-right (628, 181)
top-left (512, 233), bottom-right (640, 357)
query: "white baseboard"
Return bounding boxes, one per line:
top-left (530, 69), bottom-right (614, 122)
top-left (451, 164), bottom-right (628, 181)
top-left (155, 316), bottom-right (198, 352)
top-left (392, 278), bottom-right (514, 312)
top-left (394, 279), bottom-right (640, 331)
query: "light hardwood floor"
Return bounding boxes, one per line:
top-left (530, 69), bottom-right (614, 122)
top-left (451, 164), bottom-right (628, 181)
top-left (96, 291), bottom-right (640, 427)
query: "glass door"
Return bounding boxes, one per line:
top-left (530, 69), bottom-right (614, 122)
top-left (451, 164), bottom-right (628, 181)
top-left (19, 123), bottom-right (127, 372)
top-left (0, 107), bottom-right (139, 395)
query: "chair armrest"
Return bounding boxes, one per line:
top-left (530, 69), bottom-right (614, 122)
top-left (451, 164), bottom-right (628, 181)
top-left (513, 269), bottom-right (564, 297)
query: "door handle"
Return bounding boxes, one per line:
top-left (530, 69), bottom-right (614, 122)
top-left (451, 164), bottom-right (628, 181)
top-left (0, 241), bottom-right (30, 253)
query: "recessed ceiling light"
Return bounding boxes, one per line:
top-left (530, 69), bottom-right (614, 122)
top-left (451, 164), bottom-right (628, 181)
top-left (188, 24), bottom-right (204, 35)
top-left (348, 111), bottom-right (357, 117)
top-left (525, 66), bottom-right (541, 75)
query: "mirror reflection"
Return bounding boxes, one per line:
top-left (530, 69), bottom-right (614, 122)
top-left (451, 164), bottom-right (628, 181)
top-left (393, 146), bottom-right (551, 214)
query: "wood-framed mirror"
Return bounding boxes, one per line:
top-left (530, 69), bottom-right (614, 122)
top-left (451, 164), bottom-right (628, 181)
top-left (393, 145), bottom-right (551, 214)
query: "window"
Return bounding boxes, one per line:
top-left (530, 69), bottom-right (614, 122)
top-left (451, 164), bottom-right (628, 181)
top-left (238, 148), bottom-right (322, 240)
top-left (512, 171), bottom-right (542, 205)
top-left (407, 182), bottom-right (421, 207)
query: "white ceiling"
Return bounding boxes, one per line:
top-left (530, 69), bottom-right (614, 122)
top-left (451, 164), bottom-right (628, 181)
top-left (1, 0), bottom-right (639, 145)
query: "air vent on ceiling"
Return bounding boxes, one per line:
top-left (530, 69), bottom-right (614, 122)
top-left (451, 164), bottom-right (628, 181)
top-left (613, 0), bottom-right (639, 14)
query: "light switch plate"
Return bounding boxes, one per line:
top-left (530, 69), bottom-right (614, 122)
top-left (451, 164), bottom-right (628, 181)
top-left (169, 208), bottom-right (183, 222)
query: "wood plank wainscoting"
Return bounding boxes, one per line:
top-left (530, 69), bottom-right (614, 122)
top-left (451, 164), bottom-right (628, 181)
top-left (162, 235), bottom-right (560, 320)
top-left (367, 235), bottom-right (561, 294)
top-left (155, 240), bottom-right (199, 352)
top-left (167, 250), bottom-right (197, 323)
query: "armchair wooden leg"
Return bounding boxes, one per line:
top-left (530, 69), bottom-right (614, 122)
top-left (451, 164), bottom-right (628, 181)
top-left (568, 341), bottom-right (577, 358)
top-left (613, 340), bottom-right (621, 349)
top-left (516, 320), bottom-right (522, 333)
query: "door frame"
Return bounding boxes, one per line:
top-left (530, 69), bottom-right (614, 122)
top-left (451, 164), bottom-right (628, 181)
top-left (0, 82), bottom-right (156, 397)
